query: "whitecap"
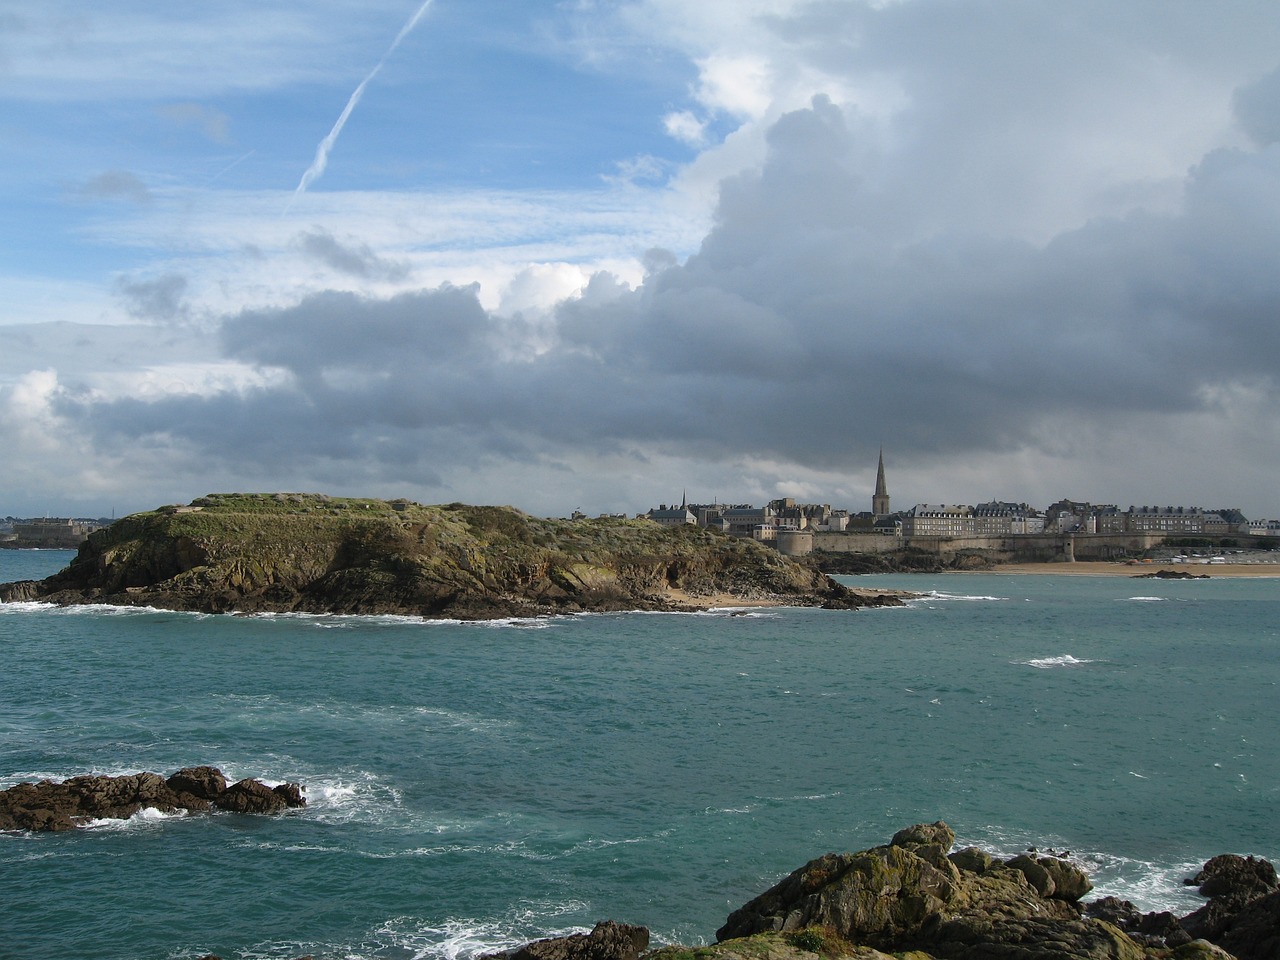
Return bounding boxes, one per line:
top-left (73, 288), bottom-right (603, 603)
top-left (906, 591), bottom-right (1009, 605)
top-left (81, 806), bottom-right (190, 831)
top-left (372, 901), bottom-right (590, 960)
top-left (1125, 596), bottom-right (1167, 602)
top-left (1016, 654), bottom-right (1099, 669)
top-left (958, 828), bottom-right (1209, 915)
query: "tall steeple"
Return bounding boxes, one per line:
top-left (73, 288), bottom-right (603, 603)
top-left (872, 449), bottom-right (890, 518)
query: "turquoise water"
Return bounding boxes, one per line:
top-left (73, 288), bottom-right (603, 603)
top-left (3, 550), bottom-right (1278, 960)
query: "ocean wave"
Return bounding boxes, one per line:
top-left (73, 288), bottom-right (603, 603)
top-left (1124, 596), bottom-right (1167, 602)
top-left (908, 591), bottom-right (1010, 605)
top-left (242, 610), bottom-right (563, 630)
top-left (370, 901), bottom-right (591, 960)
top-left (0, 601), bottom-right (210, 618)
top-left (1015, 654), bottom-right (1100, 669)
top-left (81, 807), bottom-right (191, 831)
top-left (957, 827), bottom-right (1208, 914)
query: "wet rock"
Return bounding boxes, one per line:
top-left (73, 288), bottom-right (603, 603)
top-left (213, 778), bottom-right (306, 814)
top-left (506, 922), bottom-right (649, 960)
top-left (0, 767), bottom-right (304, 831)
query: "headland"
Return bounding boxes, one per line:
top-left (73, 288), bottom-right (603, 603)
top-left (0, 493), bottom-right (905, 618)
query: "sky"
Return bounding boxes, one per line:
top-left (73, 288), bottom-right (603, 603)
top-left (3, 0), bottom-right (1280, 521)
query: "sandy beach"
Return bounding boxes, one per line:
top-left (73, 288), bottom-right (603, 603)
top-left (986, 560), bottom-right (1280, 578)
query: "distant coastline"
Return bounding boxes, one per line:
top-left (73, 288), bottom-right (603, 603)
top-left (982, 560), bottom-right (1280, 577)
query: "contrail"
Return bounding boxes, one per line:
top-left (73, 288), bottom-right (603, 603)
top-left (288, 0), bottom-right (435, 207)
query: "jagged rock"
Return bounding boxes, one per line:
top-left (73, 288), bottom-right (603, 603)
top-left (1213, 890), bottom-right (1280, 960)
top-left (892, 820), bottom-right (956, 850)
top-left (213, 778), bottom-right (305, 814)
top-left (718, 823), bottom-right (1150, 960)
top-left (505, 922), bottom-right (649, 960)
top-left (1175, 856), bottom-right (1280, 960)
top-left (1190, 855), bottom-right (1278, 903)
top-left (0, 767), bottom-right (304, 831)
top-left (930, 915), bottom-right (1147, 959)
top-left (1005, 852), bottom-right (1093, 901)
top-left (166, 765), bottom-right (228, 811)
top-left (948, 846), bottom-right (996, 874)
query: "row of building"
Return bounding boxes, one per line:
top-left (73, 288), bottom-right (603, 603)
top-left (641, 452), bottom-right (1279, 542)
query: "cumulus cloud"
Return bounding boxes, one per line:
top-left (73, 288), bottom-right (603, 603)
top-left (64, 74), bottom-right (1280, 514)
top-left (663, 110), bottom-right (708, 147)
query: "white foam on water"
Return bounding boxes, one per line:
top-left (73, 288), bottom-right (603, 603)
top-left (1016, 654), bottom-right (1099, 669)
top-left (412, 706), bottom-right (514, 734)
top-left (907, 591), bottom-right (1010, 606)
top-left (81, 806), bottom-right (190, 831)
top-left (371, 900), bottom-right (591, 960)
top-left (0, 601), bottom-right (196, 618)
top-left (297, 770), bottom-right (404, 827)
top-left (0, 600), bottom-right (57, 614)
top-left (1125, 596), bottom-right (1167, 602)
top-left (957, 827), bottom-right (1210, 915)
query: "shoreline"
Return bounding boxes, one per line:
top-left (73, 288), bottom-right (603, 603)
top-left (978, 560), bottom-right (1280, 578)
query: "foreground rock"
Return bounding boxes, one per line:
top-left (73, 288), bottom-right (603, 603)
top-left (0, 494), bottom-right (899, 619)
top-left (705, 822), bottom-right (1280, 960)
top-left (0, 766), bottom-right (305, 831)
top-left (178, 822), bottom-right (1274, 960)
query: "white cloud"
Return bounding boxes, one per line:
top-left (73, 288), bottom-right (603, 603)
top-left (663, 110), bottom-right (708, 147)
top-left (692, 53), bottom-right (774, 119)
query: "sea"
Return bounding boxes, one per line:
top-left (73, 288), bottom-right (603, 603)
top-left (2, 549), bottom-right (1278, 960)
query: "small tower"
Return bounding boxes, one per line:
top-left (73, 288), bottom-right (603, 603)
top-left (872, 449), bottom-right (890, 518)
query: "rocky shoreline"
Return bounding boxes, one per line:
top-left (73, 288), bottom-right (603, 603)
top-left (0, 766), bottom-right (305, 832)
top-left (0, 495), bottom-right (900, 618)
top-left (179, 822), bottom-right (1280, 960)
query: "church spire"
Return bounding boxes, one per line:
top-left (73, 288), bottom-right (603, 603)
top-left (872, 449), bottom-right (890, 518)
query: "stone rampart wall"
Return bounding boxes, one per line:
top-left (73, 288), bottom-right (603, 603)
top-left (810, 531), bottom-right (1165, 560)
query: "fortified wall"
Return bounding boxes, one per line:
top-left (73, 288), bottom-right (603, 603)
top-left (780, 530), bottom-right (1165, 560)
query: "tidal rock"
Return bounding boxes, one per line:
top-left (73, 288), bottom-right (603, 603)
top-left (166, 765), bottom-right (228, 811)
top-left (213, 778), bottom-right (306, 814)
top-left (0, 767), bottom-right (304, 831)
top-left (506, 922), bottom-right (649, 960)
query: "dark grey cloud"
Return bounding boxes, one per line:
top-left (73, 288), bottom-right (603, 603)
top-left (1234, 68), bottom-right (1280, 147)
top-left (65, 89), bottom-right (1280, 491)
top-left (116, 273), bottom-right (190, 323)
top-left (296, 227), bottom-right (411, 282)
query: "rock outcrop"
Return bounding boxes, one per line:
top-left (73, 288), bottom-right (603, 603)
top-left (496, 921), bottom-right (650, 960)
top-left (0, 494), bottom-right (900, 619)
top-left (0, 767), bottom-right (305, 831)
top-left (702, 822), bottom-right (1273, 960)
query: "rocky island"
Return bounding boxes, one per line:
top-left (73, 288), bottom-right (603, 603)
top-left (0, 493), bottom-right (899, 618)
top-left (0, 766), bottom-right (304, 832)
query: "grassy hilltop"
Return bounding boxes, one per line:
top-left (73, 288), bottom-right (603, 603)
top-left (0, 493), bottom-right (888, 618)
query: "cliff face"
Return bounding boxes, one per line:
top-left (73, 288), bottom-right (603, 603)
top-left (0, 494), bottom-right (888, 618)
